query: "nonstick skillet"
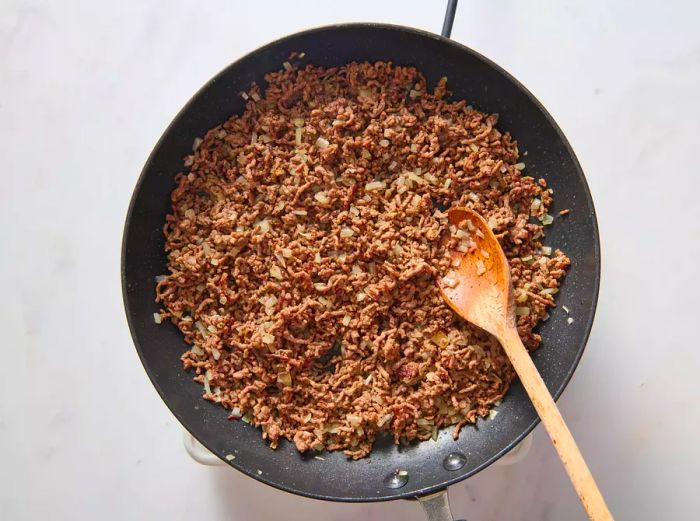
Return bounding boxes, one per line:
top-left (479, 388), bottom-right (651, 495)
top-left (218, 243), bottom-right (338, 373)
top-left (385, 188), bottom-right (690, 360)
top-left (122, 3), bottom-right (601, 520)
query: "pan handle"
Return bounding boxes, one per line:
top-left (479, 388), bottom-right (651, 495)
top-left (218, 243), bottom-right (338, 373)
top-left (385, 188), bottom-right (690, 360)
top-left (441, 0), bottom-right (459, 38)
top-left (417, 490), bottom-right (466, 521)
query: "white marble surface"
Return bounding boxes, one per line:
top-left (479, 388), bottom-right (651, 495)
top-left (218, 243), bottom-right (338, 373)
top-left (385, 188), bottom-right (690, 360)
top-left (2, 0), bottom-right (699, 519)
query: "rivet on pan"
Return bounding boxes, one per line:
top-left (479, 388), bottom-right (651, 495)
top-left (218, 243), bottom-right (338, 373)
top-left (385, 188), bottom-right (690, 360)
top-left (443, 452), bottom-right (467, 471)
top-left (383, 469), bottom-right (409, 489)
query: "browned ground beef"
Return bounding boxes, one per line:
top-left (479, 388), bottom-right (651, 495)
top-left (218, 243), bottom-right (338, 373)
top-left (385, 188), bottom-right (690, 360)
top-left (155, 60), bottom-right (570, 459)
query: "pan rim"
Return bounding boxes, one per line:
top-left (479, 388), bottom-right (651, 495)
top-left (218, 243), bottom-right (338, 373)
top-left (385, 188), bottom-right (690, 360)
top-left (121, 21), bottom-right (601, 502)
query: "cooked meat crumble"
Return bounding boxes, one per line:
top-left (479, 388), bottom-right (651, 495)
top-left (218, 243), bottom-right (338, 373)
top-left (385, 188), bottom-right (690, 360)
top-left (155, 60), bottom-right (569, 459)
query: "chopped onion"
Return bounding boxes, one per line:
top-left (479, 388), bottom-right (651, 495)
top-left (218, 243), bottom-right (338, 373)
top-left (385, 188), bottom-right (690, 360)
top-left (292, 209), bottom-right (307, 216)
top-left (489, 409), bottom-right (499, 420)
top-left (377, 413), bottom-right (394, 427)
top-left (314, 191), bottom-right (329, 204)
top-left (469, 143), bottom-right (479, 153)
top-left (256, 219), bottom-right (270, 233)
top-left (356, 291), bottom-right (366, 302)
top-left (251, 92), bottom-right (261, 102)
top-left (292, 118), bottom-right (304, 127)
top-left (567, 317), bottom-right (574, 325)
top-left (562, 305), bottom-right (570, 314)
top-left (342, 315), bottom-right (352, 326)
top-left (281, 248), bottom-right (293, 258)
top-left (340, 227), bottom-right (354, 238)
top-left (481, 249), bottom-right (490, 258)
top-left (269, 265), bottom-right (283, 280)
top-left (540, 287), bottom-right (558, 295)
top-left (192, 137), bottom-right (203, 151)
top-left (315, 137), bottom-right (329, 149)
top-left (540, 214), bottom-right (554, 226)
top-left (487, 216), bottom-right (498, 229)
top-left (349, 206), bottom-right (360, 216)
top-left (361, 148), bottom-right (371, 159)
top-left (476, 259), bottom-right (486, 276)
top-left (240, 92), bottom-right (249, 100)
top-left (541, 246), bottom-right (552, 256)
top-left (410, 143), bottom-right (418, 153)
top-left (347, 414), bottom-right (362, 427)
top-left (444, 179), bottom-right (452, 189)
top-left (295, 127), bottom-right (303, 146)
top-left (203, 375), bottom-right (211, 394)
top-left (365, 181), bottom-right (386, 191)
top-left (153, 313), bottom-right (162, 324)
top-left (225, 454), bottom-right (236, 461)
top-left (423, 173), bottom-right (439, 184)
top-left (250, 132), bottom-right (258, 145)
top-left (515, 306), bottom-right (530, 316)
top-left (313, 283), bottom-right (327, 291)
top-left (283, 61), bottom-right (293, 71)
top-left (515, 162), bottom-right (526, 170)
top-left (261, 333), bottom-right (275, 344)
top-left (379, 139), bottom-right (390, 147)
top-left (212, 348), bottom-right (221, 360)
top-left (531, 198), bottom-right (542, 212)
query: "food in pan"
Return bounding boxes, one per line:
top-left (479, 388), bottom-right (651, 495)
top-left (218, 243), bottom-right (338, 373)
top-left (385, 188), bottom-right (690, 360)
top-left (154, 60), bottom-right (569, 459)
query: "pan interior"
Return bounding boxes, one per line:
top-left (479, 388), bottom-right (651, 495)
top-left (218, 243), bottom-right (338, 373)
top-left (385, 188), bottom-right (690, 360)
top-left (122, 24), bottom-right (599, 502)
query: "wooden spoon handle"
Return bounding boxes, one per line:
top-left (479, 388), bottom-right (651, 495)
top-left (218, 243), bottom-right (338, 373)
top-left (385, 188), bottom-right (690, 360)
top-left (500, 327), bottom-right (614, 521)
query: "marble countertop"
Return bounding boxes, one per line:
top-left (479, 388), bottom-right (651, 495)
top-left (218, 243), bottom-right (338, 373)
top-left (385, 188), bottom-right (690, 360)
top-left (3, 0), bottom-right (699, 519)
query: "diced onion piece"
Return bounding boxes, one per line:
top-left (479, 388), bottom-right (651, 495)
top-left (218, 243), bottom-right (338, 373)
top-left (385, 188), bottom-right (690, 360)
top-left (250, 132), bottom-right (258, 145)
top-left (153, 313), bottom-right (162, 324)
top-left (256, 219), bottom-right (270, 233)
top-left (361, 148), bottom-right (371, 159)
top-left (292, 118), bottom-right (304, 127)
top-left (567, 317), bottom-right (574, 324)
top-left (356, 291), bottom-right (366, 302)
top-left (347, 414), bottom-right (362, 427)
top-left (423, 173), bottom-right (439, 184)
top-left (431, 331), bottom-right (449, 347)
top-left (295, 127), bottom-right (303, 146)
top-left (515, 292), bottom-right (528, 303)
top-left (251, 92), bottom-right (261, 102)
top-left (225, 454), bottom-right (235, 461)
top-left (379, 139), bottom-right (390, 147)
top-left (269, 265), bottom-right (284, 280)
top-left (293, 210), bottom-right (307, 216)
top-left (444, 179), bottom-right (452, 188)
top-left (541, 287), bottom-right (558, 295)
top-left (542, 312), bottom-right (551, 322)
top-left (192, 137), bottom-right (203, 151)
top-left (314, 252), bottom-right (322, 263)
top-left (340, 227), bottom-right (354, 238)
top-left (481, 249), bottom-right (490, 258)
top-left (409, 89), bottom-right (421, 98)
top-left (515, 306), bottom-right (530, 316)
top-left (240, 92), bottom-right (249, 100)
top-left (365, 181), bottom-right (386, 191)
top-left (487, 216), bottom-right (498, 230)
top-left (212, 348), bottom-right (221, 360)
top-left (531, 198), bottom-right (542, 212)
top-left (469, 143), bottom-right (479, 153)
top-left (349, 206), bottom-right (360, 216)
top-left (342, 315), bottom-right (351, 326)
top-left (283, 61), bottom-right (293, 71)
top-left (489, 409), bottom-right (499, 420)
top-left (203, 375), bottom-right (211, 394)
top-left (442, 272), bottom-right (458, 288)
top-left (540, 214), bottom-right (554, 226)
top-left (541, 246), bottom-right (552, 256)
top-left (476, 259), bottom-right (486, 276)
top-left (410, 143), bottom-right (419, 153)
top-left (515, 162), bottom-right (526, 170)
top-left (315, 137), bottom-right (329, 149)
top-left (313, 283), bottom-right (327, 291)
top-left (377, 413), bottom-right (394, 427)
top-left (281, 248), bottom-right (293, 258)
top-left (455, 229), bottom-right (469, 239)
top-left (261, 333), bottom-right (275, 344)
top-left (314, 191), bottom-right (329, 204)
top-left (562, 305), bottom-right (570, 314)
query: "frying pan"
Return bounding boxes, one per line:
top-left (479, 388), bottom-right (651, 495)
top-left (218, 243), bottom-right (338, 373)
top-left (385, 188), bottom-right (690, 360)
top-left (121, 3), bottom-right (600, 519)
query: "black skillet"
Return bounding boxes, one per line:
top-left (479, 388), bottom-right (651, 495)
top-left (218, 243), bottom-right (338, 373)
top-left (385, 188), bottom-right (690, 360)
top-left (121, 2), bottom-right (600, 519)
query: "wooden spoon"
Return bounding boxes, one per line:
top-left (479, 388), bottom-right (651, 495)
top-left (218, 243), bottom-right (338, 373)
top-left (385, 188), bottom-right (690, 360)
top-left (438, 207), bottom-right (613, 521)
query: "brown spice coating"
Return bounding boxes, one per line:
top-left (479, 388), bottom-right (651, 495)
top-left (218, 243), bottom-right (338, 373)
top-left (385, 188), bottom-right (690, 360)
top-left (155, 61), bottom-right (569, 459)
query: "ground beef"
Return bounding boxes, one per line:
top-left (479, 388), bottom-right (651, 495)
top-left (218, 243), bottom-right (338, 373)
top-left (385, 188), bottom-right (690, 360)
top-left (155, 60), bottom-right (570, 459)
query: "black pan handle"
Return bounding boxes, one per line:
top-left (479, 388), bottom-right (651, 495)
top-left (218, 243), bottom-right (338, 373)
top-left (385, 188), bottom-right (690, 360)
top-left (441, 0), bottom-right (459, 38)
